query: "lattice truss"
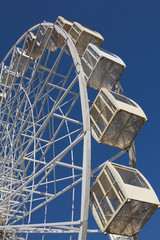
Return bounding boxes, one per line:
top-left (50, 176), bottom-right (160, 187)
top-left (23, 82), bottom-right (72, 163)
top-left (0, 24), bottom-right (86, 237)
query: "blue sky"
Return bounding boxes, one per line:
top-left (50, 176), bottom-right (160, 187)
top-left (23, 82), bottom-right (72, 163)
top-left (0, 0), bottom-right (160, 239)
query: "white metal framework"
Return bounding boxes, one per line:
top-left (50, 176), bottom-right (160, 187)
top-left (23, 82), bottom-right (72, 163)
top-left (0, 17), bottom-right (154, 240)
top-left (90, 162), bottom-right (159, 236)
top-left (0, 22), bottom-right (91, 240)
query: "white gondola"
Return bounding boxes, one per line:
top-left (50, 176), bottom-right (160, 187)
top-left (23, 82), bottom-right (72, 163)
top-left (53, 16), bottom-right (73, 49)
top-left (55, 16), bottom-right (73, 33)
top-left (54, 17), bottom-right (104, 57)
top-left (68, 22), bottom-right (104, 57)
top-left (25, 27), bottom-right (57, 59)
top-left (25, 32), bottom-right (42, 59)
top-left (11, 48), bottom-right (32, 73)
top-left (38, 25), bottom-right (58, 52)
top-left (90, 88), bottom-right (147, 149)
top-left (90, 162), bottom-right (160, 236)
top-left (81, 43), bottom-right (126, 91)
top-left (0, 65), bottom-right (20, 87)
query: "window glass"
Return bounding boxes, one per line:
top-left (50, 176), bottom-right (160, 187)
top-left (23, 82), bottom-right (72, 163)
top-left (100, 198), bottom-right (113, 221)
top-left (90, 192), bottom-right (106, 227)
top-left (101, 91), bottom-right (116, 112)
top-left (102, 107), bottom-right (112, 123)
top-left (83, 50), bottom-right (97, 68)
top-left (81, 59), bottom-right (92, 77)
top-left (57, 18), bottom-right (63, 26)
top-left (69, 28), bottom-right (79, 42)
top-left (107, 168), bottom-right (116, 183)
top-left (90, 106), bottom-right (99, 123)
top-left (113, 182), bottom-right (125, 201)
top-left (73, 24), bottom-right (82, 33)
top-left (92, 182), bottom-right (104, 201)
top-left (91, 123), bottom-right (101, 138)
top-left (99, 172), bottom-right (110, 193)
top-left (108, 188), bottom-right (120, 211)
top-left (115, 166), bottom-right (149, 188)
top-left (96, 208), bottom-right (106, 227)
top-left (111, 92), bottom-right (137, 107)
top-left (96, 115), bottom-right (106, 133)
top-left (95, 96), bottom-right (106, 112)
top-left (100, 47), bottom-right (118, 58)
top-left (88, 45), bottom-right (100, 60)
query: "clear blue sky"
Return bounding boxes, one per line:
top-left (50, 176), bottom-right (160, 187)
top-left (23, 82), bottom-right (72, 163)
top-left (0, 0), bottom-right (159, 239)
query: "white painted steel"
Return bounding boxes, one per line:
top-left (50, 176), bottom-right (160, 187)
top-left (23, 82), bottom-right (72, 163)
top-left (0, 22), bottom-right (91, 240)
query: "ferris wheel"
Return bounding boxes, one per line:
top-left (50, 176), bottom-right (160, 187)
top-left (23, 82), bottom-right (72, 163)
top-left (0, 16), bottom-right (159, 240)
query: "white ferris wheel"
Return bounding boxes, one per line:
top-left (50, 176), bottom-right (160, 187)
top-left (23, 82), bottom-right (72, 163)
top-left (0, 16), bottom-right (159, 240)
